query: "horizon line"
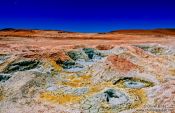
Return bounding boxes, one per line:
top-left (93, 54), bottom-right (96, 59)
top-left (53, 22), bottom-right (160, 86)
top-left (1, 27), bottom-right (175, 33)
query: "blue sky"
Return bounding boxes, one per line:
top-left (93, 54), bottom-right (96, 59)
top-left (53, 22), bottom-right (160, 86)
top-left (0, 0), bottom-right (175, 32)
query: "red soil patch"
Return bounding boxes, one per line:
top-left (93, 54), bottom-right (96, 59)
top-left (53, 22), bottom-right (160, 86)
top-left (96, 44), bottom-right (114, 50)
top-left (50, 51), bottom-right (70, 62)
top-left (126, 46), bottom-right (151, 58)
top-left (107, 55), bottom-right (138, 72)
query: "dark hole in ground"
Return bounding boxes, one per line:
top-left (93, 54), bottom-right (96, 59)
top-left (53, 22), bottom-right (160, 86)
top-left (67, 51), bottom-right (88, 61)
top-left (56, 59), bottom-right (76, 69)
top-left (104, 89), bottom-right (119, 102)
top-left (56, 59), bottom-right (84, 70)
top-left (128, 81), bottom-right (137, 85)
top-left (113, 77), bottom-right (154, 88)
top-left (113, 77), bottom-right (132, 85)
top-left (4, 60), bottom-right (39, 73)
top-left (0, 74), bottom-right (11, 82)
top-left (83, 48), bottom-right (95, 59)
top-left (83, 48), bottom-right (104, 59)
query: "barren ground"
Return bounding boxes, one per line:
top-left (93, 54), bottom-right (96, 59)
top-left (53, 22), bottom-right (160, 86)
top-left (0, 29), bottom-right (175, 113)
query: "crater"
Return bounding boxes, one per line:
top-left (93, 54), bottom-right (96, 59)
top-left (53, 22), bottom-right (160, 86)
top-left (4, 59), bottom-right (40, 73)
top-left (81, 88), bottom-right (132, 113)
top-left (83, 48), bottom-right (104, 59)
top-left (135, 45), bottom-right (167, 55)
top-left (104, 89), bottom-right (129, 105)
top-left (0, 74), bottom-right (11, 82)
top-left (67, 50), bottom-right (88, 61)
top-left (113, 77), bottom-right (154, 89)
top-left (56, 59), bottom-right (84, 72)
top-left (56, 48), bottom-right (105, 72)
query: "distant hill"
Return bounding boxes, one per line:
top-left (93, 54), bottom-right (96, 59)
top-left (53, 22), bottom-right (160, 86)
top-left (109, 29), bottom-right (175, 36)
top-left (0, 28), bottom-right (75, 37)
top-left (0, 28), bottom-right (73, 33)
top-left (0, 28), bottom-right (175, 38)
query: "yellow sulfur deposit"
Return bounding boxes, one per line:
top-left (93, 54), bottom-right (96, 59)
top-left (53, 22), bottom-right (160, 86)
top-left (40, 92), bottom-right (82, 104)
top-left (61, 75), bottom-right (92, 87)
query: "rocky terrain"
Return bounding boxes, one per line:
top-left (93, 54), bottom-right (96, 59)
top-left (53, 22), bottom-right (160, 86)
top-left (0, 29), bottom-right (175, 113)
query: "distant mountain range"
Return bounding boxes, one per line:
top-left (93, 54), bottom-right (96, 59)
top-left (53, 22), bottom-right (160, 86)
top-left (0, 28), bottom-right (175, 37)
top-left (109, 29), bottom-right (175, 35)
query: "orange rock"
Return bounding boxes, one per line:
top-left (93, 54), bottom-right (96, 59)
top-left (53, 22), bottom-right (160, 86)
top-left (50, 51), bottom-right (71, 62)
top-left (96, 44), bottom-right (114, 50)
top-left (107, 55), bottom-right (138, 72)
